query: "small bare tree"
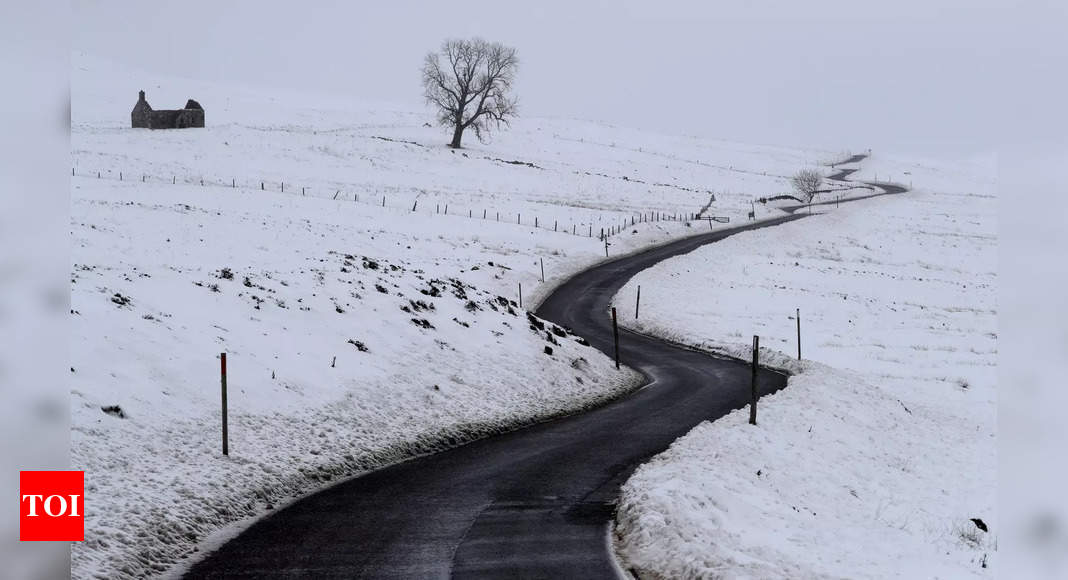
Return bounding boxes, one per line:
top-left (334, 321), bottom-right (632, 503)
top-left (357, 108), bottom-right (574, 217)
top-left (791, 169), bottom-right (824, 204)
top-left (422, 38), bottom-right (519, 149)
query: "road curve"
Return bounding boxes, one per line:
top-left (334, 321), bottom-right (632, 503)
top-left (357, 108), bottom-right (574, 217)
top-left (783, 155), bottom-right (909, 213)
top-left (185, 213), bottom-right (808, 579)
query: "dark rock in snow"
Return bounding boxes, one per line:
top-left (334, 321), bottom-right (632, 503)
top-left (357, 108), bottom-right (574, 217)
top-left (971, 518), bottom-right (988, 533)
top-left (101, 405), bottom-right (126, 418)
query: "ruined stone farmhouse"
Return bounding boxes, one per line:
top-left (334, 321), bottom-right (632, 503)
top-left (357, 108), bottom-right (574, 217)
top-left (131, 90), bottom-right (204, 129)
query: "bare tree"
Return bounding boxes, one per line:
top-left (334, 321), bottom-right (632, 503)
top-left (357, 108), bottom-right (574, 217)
top-left (422, 38), bottom-right (519, 149)
top-left (791, 169), bottom-right (824, 205)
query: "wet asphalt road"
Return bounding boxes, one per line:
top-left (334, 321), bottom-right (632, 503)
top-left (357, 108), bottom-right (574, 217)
top-left (184, 214), bottom-right (810, 579)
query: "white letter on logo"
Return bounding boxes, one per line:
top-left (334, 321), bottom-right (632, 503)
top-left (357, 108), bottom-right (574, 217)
top-left (21, 494), bottom-right (43, 517)
top-left (43, 495), bottom-right (68, 517)
top-left (68, 494), bottom-right (81, 517)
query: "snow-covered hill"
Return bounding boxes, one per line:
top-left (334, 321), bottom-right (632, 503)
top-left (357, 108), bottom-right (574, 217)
top-left (70, 53), bottom-right (857, 578)
top-left (611, 155), bottom-right (997, 577)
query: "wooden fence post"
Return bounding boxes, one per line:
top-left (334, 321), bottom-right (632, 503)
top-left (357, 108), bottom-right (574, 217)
top-left (749, 336), bottom-right (759, 425)
top-left (635, 285), bottom-right (641, 319)
top-left (540, 257), bottom-right (545, 282)
top-left (612, 307), bottom-right (620, 369)
top-left (518, 282), bottom-right (523, 308)
top-left (796, 308), bottom-right (802, 360)
top-left (220, 353), bottom-right (229, 455)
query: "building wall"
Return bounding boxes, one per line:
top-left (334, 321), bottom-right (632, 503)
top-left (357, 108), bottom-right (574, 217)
top-left (131, 92), bottom-right (205, 129)
top-left (131, 101), bottom-right (152, 128)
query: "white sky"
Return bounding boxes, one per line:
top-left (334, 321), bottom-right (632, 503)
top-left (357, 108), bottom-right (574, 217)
top-left (72, 0), bottom-right (1065, 158)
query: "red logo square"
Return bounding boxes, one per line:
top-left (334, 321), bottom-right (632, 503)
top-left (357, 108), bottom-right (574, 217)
top-left (19, 471), bottom-right (84, 541)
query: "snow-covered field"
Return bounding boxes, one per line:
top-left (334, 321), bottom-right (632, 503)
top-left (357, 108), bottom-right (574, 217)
top-left (70, 53), bottom-right (863, 578)
top-left (612, 156), bottom-right (997, 577)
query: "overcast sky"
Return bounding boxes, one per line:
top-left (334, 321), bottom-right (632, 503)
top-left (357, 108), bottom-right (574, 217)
top-left (72, 0), bottom-right (1065, 158)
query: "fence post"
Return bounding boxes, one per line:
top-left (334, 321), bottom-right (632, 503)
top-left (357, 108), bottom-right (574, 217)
top-left (612, 307), bottom-right (620, 369)
top-left (635, 285), bottom-right (640, 319)
top-left (382, 196), bottom-right (385, 207)
top-left (796, 308), bottom-right (802, 360)
top-left (604, 237), bottom-right (609, 257)
top-left (412, 200), bottom-right (418, 212)
top-left (220, 353), bottom-right (229, 455)
top-left (518, 282), bottom-right (523, 309)
top-left (281, 182), bottom-right (284, 193)
top-left (540, 257), bottom-right (545, 282)
top-left (749, 336), bottom-right (759, 425)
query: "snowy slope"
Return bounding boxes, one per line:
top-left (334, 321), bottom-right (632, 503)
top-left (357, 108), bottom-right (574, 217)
top-left (611, 156), bottom-right (997, 577)
top-left (70, 53), bottom-right (861, 579)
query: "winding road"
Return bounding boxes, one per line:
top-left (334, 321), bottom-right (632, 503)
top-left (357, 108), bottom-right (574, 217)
top-left (186, 158), bottom-right (900, 579)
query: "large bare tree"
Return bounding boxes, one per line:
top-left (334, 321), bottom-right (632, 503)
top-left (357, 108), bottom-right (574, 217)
top-left (791, 169), bottom-right (824, 205)
top-left (422, 38), bottom-right (519, 148)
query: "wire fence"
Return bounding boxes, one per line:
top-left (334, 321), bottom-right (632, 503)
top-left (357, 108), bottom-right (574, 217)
top-left (72, 166), bottom-right (708, 241)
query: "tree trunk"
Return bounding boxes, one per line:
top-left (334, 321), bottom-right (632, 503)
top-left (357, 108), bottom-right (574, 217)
top-left (449, 122), bottom-right (464, 149)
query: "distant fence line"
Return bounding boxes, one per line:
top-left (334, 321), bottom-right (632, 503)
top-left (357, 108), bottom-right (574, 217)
top-left (72, 167), bottom-right (706, 241)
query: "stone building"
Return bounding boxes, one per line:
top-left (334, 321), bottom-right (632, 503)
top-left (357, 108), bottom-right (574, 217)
top-left (131, 90), bottom-right (204, 129)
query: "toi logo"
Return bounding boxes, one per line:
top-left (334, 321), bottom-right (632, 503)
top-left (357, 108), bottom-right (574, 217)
top-left (19, 471), bottom-right (84, 541)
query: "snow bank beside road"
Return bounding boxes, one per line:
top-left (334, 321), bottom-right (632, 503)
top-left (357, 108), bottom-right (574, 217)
top-left (612, 157), bottom-right (996, 577)
top-left (616, 359), bottom-right (992, 578)
top-left (70, 181), bottom-right (644, 579)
